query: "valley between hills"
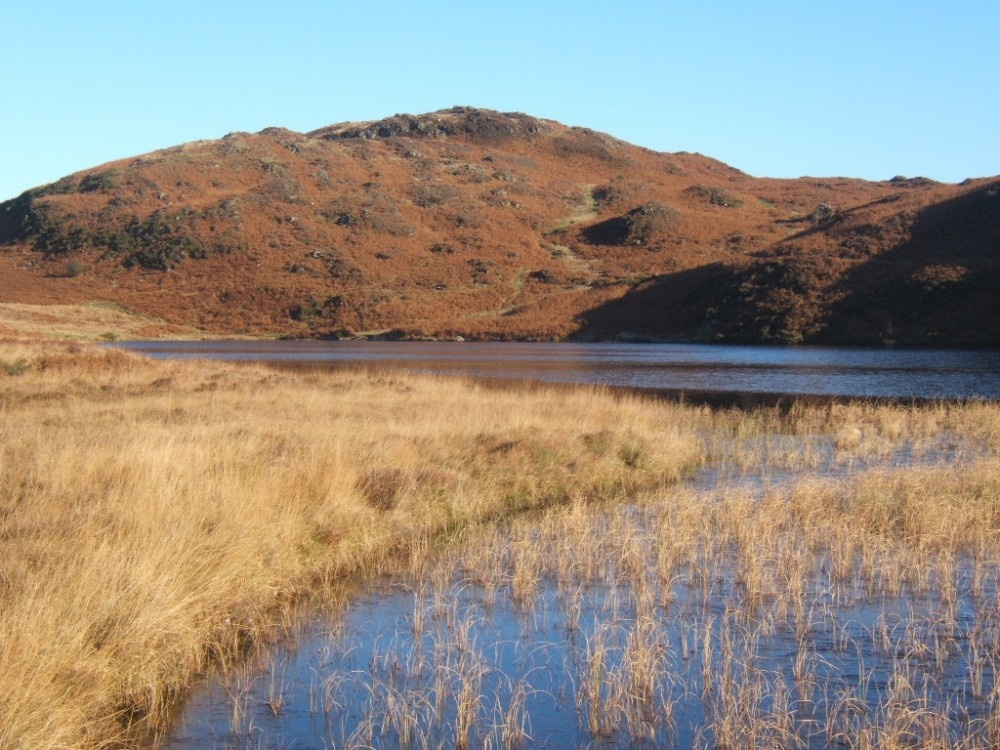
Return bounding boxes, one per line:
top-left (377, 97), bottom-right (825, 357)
top-left (1, 106), bottom-right (997, 346)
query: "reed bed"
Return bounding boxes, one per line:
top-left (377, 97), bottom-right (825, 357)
top-left (0, 339), bottom-right (703, 749)
top-left (168, 394), bottom-right (1000, 748)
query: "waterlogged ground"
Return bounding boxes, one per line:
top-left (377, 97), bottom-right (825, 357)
top-left (161, 424), bottom-right (1000, 749)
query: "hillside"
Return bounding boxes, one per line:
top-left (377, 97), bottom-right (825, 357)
top-left (1, 106), bottom-right (997, 345)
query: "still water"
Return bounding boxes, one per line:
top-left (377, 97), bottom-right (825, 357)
top-left (116, 341), bottom-right (1000, 400)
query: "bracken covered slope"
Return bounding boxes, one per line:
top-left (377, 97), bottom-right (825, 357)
top-left (1, 107), bottom-right (997, 345)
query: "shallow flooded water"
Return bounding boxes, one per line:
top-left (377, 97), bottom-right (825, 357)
top-left (116, 341), bottom-right (1000, 400)
top-left (166, 553), bottom-right (999, 749)
top-left (164, 557), bottom-right (999, 749)
top-left (161, 429), bottom-right (1000, 749)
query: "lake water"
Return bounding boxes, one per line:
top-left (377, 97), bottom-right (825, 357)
top-left (116, 341), bottom-right (1000, 400)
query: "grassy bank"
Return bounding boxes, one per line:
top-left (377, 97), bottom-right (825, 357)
top-left (0, 339), bottom-right (703, 749)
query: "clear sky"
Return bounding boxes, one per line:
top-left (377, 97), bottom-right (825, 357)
top-left (2, 1), bottom-right (998, 201)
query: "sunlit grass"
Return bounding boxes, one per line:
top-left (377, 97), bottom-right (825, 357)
top-left (0, 338), bottom-right (702, 749)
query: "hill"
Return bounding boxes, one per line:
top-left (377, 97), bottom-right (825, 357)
top-left (1, 107), bottom-right (998, 345)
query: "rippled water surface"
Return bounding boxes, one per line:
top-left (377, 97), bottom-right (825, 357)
top-left (117, 341), bottom-right (1000, 400)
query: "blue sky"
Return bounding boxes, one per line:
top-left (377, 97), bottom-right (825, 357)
top-left (2, 1), bottom-right (998, 201)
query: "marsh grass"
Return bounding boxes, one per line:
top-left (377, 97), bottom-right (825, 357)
top-left (176, 393), bottom-right (1000, 749)
top-left (0, 338), bottom-right (703, 749)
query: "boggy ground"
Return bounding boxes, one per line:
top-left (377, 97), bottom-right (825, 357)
top-left (2, 322), bottom-right (999, 749)
top-left (169, 399), bottom-right (1000, 749)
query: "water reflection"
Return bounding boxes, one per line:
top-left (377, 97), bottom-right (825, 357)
top-left (115, 341), bottom-right (1000, 400)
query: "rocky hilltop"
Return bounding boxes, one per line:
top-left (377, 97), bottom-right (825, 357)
top-left (1, 107), bottom-right (997, 345)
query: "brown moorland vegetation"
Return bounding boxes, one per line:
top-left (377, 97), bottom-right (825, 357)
top-left (1, 107), bottom-right (997, 346)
